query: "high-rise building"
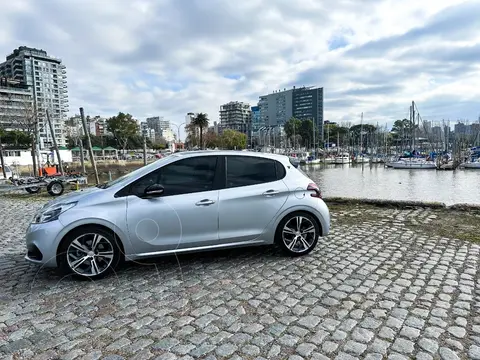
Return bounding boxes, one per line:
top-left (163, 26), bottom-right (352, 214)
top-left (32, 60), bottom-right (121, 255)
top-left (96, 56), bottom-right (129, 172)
top-left (0, 46), bottom-right (68, 148)
top-left (0, 78), bottom-right (33, 131)
top-left (251, 106), bottom-right (262, 133)
top-left (258, 85), bottom-right (324, 139)
top-left (219, 101), bottom-right (252, 135)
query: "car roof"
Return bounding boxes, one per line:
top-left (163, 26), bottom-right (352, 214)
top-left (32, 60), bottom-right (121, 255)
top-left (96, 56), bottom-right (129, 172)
top-left (173, 150), bottom-right (289, 162)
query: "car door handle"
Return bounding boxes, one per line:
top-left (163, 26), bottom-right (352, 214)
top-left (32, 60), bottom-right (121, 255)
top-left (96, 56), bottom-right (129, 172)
top-left (195, 199), bottom-right (216, 206)
top-left (263, 189), bottom-right (280, 196)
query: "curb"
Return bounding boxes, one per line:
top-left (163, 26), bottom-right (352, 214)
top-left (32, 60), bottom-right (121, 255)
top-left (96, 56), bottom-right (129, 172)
top-left (323, 197), bottom-right (480, 212)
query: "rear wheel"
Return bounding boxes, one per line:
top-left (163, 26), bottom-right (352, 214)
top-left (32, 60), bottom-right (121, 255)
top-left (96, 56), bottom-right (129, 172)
top-left (47, 181), bottom-right (64, 196)
top-left (57, 226), bottom-right (122, 279)
top-left (275, 212), bottom-right (320, 256)
top-left (25, 186), bottom-right (41, 194)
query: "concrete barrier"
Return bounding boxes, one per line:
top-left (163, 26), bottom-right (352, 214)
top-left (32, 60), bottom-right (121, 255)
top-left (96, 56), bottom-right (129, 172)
top-left (323, 197), bottom-right (480, 212)
top-left (323, 197), bottom-right (447, 209)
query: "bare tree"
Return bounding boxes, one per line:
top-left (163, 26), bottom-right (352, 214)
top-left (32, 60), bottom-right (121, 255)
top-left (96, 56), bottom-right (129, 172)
top-left (0, 94), bottom-right (41, 175)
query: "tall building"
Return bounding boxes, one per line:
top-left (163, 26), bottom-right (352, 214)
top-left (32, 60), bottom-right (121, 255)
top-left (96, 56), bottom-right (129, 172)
top-left (258, 85), bottom-right (324, 139)
top-left (251, 106), bottom-right (262, 133)
top-left (219, 101), bottom-right (252, 135)
top-left (0, 46), bottom-right (68, 148)
top-left (0, 78), bottom-right (33, 131)
top-left (146, 116), bottom-right (170, 133)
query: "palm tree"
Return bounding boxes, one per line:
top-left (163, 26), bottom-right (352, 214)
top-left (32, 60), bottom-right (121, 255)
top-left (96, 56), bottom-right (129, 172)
top-left (192, 113), bottom-right (209, 149)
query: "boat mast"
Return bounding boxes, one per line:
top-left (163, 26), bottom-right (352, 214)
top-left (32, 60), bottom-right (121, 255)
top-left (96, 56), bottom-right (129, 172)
top-left (411, 101), bottom-right (415, 152)
top-left (360, 112), bottom-right (364, 155)
top-left (312, 118), bottom-right (316, 155)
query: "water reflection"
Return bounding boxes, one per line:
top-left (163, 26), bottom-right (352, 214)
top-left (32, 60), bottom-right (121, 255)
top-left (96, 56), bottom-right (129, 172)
top-left (303, 164), bottom-right (480, 205)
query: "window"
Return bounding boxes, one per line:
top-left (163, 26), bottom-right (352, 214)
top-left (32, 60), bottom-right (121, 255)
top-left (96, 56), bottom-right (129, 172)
top-left (226, 156), bottom-right (279, 188)
top-left (130, 156), bottom-right (218, 197)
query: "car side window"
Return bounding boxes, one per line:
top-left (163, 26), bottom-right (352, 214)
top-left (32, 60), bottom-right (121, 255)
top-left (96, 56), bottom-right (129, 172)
top-left (130, 156), bottom-right (218, 197)
top-left (226, 156), bottom-right (278, 188)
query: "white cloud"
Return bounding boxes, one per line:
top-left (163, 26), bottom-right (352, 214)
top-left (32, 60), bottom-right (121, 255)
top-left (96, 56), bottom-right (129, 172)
top-left (0, 0), bottom-right (479, 138)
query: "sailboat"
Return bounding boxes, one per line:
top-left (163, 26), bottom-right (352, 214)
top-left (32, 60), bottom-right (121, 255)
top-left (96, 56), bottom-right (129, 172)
top-left (388, 101), bottom-right (436, 169)
top-left (354, 112), bottom-right (370, 163)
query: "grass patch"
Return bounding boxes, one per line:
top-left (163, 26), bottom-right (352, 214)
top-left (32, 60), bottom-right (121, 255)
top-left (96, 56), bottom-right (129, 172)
top-left (405, 211), bottom-right (480, 244)
top-left (330, 203), bottom-right (480, 244)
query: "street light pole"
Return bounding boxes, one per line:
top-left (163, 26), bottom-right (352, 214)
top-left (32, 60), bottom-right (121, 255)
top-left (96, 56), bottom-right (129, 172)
top-left (171, 122), bottom-right (186, 142)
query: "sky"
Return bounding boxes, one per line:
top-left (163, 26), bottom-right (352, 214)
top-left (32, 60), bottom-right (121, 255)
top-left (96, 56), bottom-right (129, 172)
top-left (0, 0), bottom-right (479, 138)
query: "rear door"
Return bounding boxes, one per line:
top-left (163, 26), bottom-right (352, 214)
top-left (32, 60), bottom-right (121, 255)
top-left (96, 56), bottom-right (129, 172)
top-left (218, 155), bottom-right (289, 243)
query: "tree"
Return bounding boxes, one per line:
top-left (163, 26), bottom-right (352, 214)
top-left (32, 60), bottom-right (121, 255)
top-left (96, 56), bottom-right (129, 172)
top-left (191, 113), bottom-right (209, 149)
top-left (219, 129), bottom-right (247, 150)
top-left (185, 123), bottom-right (199, 148)
top-left (204, 131), bottom-right (219, 149)
top-left (284, 117), bottom-right (301, 147)
top-left (0, 96), bottom-right (39, 175)
top-left (106, 112), bottom-right (139, 153)
top-left (299, 119), bottom-right (314, 147)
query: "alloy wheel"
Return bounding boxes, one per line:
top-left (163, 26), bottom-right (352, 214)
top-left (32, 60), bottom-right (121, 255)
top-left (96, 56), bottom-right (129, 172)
top-left (66, 233), bottom-right (114, 276)
top-left (282, 216), bottom-right (317, 253)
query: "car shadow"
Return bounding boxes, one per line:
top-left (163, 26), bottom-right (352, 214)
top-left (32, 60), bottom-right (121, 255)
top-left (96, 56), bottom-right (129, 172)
top-left (0, 245), bottom-right (291, 296)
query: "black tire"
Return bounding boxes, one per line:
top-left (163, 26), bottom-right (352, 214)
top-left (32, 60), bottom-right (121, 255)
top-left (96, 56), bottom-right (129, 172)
top-left (275, 211), bottom-right (320, 257)
top-left (57, 226), bottom-right (122, 280)
top-left (47, 181), bottom-right (64, 196)
top-left (25, 186), bottom-right (41, 194)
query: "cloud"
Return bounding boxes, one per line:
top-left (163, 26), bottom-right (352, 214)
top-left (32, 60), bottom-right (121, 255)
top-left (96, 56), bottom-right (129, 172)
top-left (0, 0), bottom-right (479, 138)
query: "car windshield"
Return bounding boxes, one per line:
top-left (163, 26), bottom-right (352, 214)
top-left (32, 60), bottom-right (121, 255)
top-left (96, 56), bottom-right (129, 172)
top-left (97, 156), bottom-right (174, 189)
top-left (1, 166), bottom-right (11, 172)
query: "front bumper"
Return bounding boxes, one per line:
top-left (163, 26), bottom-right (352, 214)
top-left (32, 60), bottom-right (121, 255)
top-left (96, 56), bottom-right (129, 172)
top-left (25, 220), bottom-right (65, 268)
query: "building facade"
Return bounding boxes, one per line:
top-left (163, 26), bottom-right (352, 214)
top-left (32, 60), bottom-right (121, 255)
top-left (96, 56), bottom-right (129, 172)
top-left (0, 46), bottom-right (69, 149)
top-left (258, 85), bottom-right (324, 140)
top-left (0, 78), bottom-right (33, 131)
top-left (219, 101), bottom-right (252, 135)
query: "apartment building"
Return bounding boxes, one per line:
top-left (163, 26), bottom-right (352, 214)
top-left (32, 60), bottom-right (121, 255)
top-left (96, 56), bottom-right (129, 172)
top-left (0, 46), bottom-right (69, 148)
top-left (219, 101), bottom-right (252, 135)
top-left (0, 78), bottom-right (33, 131)
top-left (258, 85), bottom-right (324, 139)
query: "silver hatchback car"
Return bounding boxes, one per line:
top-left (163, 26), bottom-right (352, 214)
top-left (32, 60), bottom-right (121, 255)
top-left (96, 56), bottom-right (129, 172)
top-left (26, 151), bottom-right (330, 279)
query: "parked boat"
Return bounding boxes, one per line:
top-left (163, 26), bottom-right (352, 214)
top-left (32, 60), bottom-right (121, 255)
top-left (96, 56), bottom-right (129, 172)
top-left (462, 158), bottom-right (480, 169)
top-left (388, 157), bottom-right (436, 169)
top-left (355, 154), bottom-right (370, 163)
top-left (334, 152), bottom-right (351, 164)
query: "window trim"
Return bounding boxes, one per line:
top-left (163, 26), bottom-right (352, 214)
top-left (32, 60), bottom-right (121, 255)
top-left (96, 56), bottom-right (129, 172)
top-left (115, 155), bottom-right (222, 198)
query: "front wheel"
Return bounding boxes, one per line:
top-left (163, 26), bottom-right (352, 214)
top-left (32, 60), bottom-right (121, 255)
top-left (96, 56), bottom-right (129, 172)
top-left (47, 181), bottom-right (64, 196)
top-left (57, 226), bottom-right (122, 279)
top-left (275, 212), bottom-right (320, 257)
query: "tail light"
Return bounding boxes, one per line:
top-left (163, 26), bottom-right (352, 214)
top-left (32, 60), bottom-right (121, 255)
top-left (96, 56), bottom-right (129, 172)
top-left (307, 183), bottom-right (322, 198)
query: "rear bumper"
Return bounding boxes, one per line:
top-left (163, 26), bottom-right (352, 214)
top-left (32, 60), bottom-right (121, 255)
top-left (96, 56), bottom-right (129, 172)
top-left (25, 221), bottom-right (64, 268)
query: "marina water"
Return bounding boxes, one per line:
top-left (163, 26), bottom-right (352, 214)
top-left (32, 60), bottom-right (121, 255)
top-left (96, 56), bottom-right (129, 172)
top-left (303, 164), bottom-right (480, 205)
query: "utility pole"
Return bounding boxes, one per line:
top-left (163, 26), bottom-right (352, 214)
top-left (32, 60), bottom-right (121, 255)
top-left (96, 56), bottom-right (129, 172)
top-left (46, 110), bottom-right (64, 175)
top-left (80, 107), bottom-right (99, 184)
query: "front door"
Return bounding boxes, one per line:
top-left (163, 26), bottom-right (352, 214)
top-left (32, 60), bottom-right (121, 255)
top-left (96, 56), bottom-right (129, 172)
top-left (218, 155), bottom-right (289, 243)
top-left (125, 155), bottom-right (221, 255)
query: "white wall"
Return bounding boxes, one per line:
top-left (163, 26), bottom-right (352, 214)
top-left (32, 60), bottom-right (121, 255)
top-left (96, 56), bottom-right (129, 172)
top-left (3, 149), bottom-right (73, 166)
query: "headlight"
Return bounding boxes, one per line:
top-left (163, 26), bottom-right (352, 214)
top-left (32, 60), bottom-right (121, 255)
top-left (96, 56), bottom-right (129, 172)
top-left (33, 202), bottom-right (77, 224)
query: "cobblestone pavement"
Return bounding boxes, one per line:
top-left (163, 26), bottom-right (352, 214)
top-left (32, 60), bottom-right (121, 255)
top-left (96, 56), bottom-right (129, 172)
top-left (0, 197), bottom-right (479, 360)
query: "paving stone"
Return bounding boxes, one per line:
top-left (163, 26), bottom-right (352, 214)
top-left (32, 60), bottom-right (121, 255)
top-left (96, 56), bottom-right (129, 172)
top-left (0, 199), bottom-right (478, 359)
top-left (439, 347), bottom-right (460, 360)
top-left (391, 338), bottom-right (414, 354)
top-left (344, 340), bottom-right (367, 356)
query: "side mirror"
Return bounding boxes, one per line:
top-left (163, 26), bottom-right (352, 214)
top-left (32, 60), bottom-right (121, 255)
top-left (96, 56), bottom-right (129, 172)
top-left (143, 184), bottom-right (164, 198)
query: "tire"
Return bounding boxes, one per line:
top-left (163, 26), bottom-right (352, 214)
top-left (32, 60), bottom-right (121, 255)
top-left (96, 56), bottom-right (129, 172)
top-left (275, 211), bottom-right (320, 257)
top-left (25, 186), bottom-right (41, 194)
top-left (57, 226), bottom-right (122, 280)
top-left (47, 181), bottom-right (64, 196)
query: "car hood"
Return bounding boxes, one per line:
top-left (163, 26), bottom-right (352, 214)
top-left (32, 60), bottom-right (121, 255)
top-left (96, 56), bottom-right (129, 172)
top-left (42, 186), bottom-right (101, 209)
